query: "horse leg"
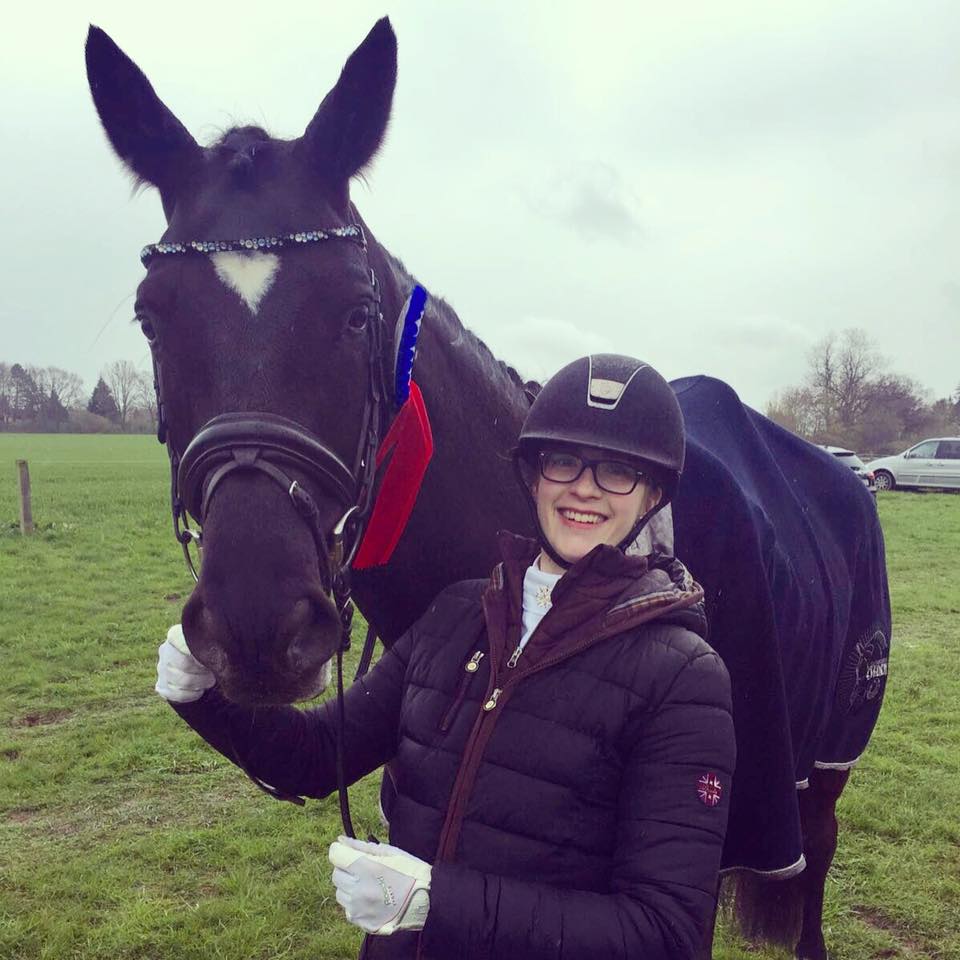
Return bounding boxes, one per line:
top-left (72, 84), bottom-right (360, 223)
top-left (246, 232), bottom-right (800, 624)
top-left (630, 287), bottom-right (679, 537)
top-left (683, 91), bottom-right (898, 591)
top-left (795, 767), bottom-right (850, 960)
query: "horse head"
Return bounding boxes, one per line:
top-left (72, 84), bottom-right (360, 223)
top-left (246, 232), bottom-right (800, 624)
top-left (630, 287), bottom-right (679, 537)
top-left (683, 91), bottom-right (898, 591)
top-left (85, 20), bottom-right (408, 705)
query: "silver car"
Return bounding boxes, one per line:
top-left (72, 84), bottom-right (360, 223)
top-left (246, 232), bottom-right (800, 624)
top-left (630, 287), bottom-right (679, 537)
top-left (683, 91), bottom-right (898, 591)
top-left (865, 438), bottom-right (960, 491)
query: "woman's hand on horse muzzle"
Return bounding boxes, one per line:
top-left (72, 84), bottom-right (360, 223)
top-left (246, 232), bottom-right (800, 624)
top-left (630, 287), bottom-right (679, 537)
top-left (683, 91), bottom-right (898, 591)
top-left (155, 624), bottom-right (216, 704)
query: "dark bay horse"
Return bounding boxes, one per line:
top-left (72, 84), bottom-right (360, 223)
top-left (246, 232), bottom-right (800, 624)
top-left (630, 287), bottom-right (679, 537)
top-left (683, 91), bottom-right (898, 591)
top-left (85, 19), bottom-right (890, 959)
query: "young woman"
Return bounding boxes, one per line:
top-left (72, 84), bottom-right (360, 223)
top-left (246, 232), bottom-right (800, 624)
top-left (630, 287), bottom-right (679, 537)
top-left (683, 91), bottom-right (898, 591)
top-left (157, 354), bottom-right (736, 960)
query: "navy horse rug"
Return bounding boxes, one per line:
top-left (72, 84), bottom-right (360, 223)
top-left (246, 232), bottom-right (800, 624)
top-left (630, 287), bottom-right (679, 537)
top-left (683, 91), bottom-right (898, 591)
top-left (668, 376), bottom-right (891, 875)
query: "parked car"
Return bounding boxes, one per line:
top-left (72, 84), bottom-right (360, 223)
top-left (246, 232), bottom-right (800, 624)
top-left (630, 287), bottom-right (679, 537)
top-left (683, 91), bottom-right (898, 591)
top-left (864, 438), bottom-right (960, 491)
top-left (820, 445), bottom-right (876, 494)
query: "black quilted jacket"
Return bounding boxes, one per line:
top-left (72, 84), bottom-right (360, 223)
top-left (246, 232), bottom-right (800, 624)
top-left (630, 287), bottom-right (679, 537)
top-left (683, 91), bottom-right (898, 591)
top-left (173, 532), bottom-right (735, 960)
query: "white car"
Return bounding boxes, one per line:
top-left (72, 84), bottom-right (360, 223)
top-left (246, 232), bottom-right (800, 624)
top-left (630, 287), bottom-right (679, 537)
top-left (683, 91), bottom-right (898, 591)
top-left (865, 438), bottom-right (960, 491)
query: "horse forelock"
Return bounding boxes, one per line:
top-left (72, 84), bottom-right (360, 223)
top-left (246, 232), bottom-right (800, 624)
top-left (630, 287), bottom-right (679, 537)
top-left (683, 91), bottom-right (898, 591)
top-left (211, 125), bottom-right (273, 151)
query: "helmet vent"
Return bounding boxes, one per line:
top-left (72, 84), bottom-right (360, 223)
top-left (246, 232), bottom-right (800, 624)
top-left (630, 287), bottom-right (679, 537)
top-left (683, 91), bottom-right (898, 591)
top-left (588, 378), bottom-right (627, 407)
top-left (586, 356), bottom-right (648, 410)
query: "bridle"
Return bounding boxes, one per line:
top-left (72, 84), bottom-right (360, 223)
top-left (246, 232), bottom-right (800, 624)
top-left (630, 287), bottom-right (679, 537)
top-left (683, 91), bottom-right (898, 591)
top-left (143, 223), bottom-right (381, 588)
top-left (142, 222), bottom-right (393, 838)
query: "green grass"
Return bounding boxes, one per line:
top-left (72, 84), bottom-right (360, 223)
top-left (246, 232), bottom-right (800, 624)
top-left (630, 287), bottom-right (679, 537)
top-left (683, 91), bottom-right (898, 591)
top-left (2, 435), bottom-right (959, 959)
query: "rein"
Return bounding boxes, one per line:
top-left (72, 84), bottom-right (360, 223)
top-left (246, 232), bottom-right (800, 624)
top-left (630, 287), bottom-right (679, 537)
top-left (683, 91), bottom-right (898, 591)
top-left (143, 222), bottom-right (399, 838)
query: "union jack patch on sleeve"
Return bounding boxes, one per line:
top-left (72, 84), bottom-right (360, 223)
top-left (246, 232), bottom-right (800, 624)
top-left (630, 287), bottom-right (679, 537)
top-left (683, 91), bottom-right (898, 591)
top-left (697, 772), bottom-right (723, 807)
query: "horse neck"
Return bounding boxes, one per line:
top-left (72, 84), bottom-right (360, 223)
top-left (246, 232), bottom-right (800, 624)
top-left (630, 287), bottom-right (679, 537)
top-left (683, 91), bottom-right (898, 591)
top-left (354, 230), bottom-right (534, 635)
top-left (374, 236), bottom-right (532, 525)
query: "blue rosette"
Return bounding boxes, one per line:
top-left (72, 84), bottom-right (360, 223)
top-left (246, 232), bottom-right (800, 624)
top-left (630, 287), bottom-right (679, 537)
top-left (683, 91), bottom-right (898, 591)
top-left (393, 284), bottom-right (428, 407)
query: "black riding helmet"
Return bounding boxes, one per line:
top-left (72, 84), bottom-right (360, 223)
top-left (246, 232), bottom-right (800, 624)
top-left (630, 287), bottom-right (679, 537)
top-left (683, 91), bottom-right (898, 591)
top-left (514, 354), bottom-right (685, 570)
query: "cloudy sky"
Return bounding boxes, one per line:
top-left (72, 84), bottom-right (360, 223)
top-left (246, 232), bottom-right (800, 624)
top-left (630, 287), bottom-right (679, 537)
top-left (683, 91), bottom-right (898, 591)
top-left (3, 0), bottom-right (958, 409)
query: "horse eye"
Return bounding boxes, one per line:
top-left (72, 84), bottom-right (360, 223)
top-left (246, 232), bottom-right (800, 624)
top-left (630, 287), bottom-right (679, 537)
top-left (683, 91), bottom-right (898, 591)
top-left (346, 307), bottom-right (368, 332)
top-left (138, 316), bottom-right (158, 343)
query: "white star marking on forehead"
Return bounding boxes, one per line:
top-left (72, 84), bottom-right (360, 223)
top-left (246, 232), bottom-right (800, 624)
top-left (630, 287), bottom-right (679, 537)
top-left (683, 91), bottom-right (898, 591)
top-left (211, 251), bottom-right (280, 315)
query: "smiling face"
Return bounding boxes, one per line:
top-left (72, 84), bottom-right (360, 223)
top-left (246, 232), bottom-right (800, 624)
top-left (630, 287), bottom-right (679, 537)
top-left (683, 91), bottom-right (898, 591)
top-left (533, 445), bottom-right (661, 574)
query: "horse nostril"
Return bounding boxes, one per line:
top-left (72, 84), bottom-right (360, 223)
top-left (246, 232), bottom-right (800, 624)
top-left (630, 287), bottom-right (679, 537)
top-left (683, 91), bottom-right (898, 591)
top-left (181, 596), bottom-right (229, 674)
top-left (283, 595), bottom-right (340, 672)
top-left (284, 598), bottom-right (316, 637)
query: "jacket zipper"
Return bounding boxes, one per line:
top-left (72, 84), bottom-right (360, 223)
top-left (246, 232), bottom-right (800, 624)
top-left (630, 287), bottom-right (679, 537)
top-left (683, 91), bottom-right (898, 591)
top-left (435, 626), bottom-right (624, 861)
top-left (437, 651), bottom-right (485, 732)
top-left (433, 585), bottom-right (695, 865)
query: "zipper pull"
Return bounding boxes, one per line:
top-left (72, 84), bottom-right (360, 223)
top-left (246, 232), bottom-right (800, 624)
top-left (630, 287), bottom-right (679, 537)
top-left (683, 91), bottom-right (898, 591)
top-left (482, 688), bottom-right (502, 712)
top-left (506, 644), bottom-right (524, 669)
top-left (465, 651), bottom-right (484, 673)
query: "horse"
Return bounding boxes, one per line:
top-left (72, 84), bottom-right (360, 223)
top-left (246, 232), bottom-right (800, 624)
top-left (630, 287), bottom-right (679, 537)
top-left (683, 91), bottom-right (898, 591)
top-left (85, 19), bottom-right (891, 959)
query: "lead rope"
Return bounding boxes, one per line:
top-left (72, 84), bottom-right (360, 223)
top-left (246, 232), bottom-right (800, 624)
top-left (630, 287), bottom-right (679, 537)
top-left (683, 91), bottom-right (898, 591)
top-left (335, 648), bottom-right (354, 836)
top-left (335, 590), bottom-right (357, 838)
top-left (353, 623), bottom-right (379, 682)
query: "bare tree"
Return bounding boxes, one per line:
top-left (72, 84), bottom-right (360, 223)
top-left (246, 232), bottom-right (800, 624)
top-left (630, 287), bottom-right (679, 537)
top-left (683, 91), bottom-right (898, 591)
top-left (767, 331), bottom-right (937, 451)
top-left (28, 366), bottom-right (85, 410)
top-left (0, 363), bottom-right (12, 425)
top-left (805, 329), bottom-right (884, 436)
top-left (102, 360), bottom-right (141, 430)
top-left (133, 367), bottom-right (158, 433)
top-left (765, 386), bottom-right (821, 437)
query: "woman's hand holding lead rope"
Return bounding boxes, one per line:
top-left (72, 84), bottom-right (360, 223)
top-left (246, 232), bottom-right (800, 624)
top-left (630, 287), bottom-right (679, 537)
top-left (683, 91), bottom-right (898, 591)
top-left (329, 836), bottom-right (432, 935)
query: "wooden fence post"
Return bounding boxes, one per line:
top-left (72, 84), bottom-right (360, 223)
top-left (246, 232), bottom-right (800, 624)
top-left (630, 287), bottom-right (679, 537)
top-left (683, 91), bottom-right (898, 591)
top-left (17, 459), bottom-right (34, 535)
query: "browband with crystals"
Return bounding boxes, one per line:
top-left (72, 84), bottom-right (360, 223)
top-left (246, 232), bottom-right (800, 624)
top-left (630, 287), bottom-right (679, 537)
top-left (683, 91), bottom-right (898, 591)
top-left (140, 223), bottom-right (365, 266)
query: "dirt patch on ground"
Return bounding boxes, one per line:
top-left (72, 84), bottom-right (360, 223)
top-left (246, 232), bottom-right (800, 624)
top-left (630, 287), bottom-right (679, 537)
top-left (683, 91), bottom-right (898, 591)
top-left (3, 807), bottom-right (81, 837)
top-left (12, 708), bottom-right (73, 727)
top-left (5, 809), bottom-right (38, 824)
top-left (851, 906), bottom-right (929, 957)
top-left (1, 748), bottom-right (21, 760)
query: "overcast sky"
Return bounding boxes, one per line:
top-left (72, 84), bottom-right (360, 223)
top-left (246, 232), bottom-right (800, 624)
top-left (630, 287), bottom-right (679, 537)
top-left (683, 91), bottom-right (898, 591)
top-left (3, 0), bottom-right (958, 410)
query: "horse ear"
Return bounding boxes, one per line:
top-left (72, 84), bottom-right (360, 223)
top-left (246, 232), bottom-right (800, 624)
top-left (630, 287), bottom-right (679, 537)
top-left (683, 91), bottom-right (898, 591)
top-left (85, 26), bottom-right (201, 204)
top-left (302, 17), bottom-right (397, 182)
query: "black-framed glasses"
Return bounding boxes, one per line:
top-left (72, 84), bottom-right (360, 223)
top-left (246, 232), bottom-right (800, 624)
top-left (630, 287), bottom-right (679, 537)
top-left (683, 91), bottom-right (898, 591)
top-left (538, 450), bottom-right (645, 495)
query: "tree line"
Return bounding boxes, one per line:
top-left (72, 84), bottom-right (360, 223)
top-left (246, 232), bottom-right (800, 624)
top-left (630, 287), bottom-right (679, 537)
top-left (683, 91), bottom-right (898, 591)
top-left (5, 330), bottom-right (958, 450)
top-left (0, 361), bottom-right (157, 434)
top-left (765, 328), bottom-right (959, 455)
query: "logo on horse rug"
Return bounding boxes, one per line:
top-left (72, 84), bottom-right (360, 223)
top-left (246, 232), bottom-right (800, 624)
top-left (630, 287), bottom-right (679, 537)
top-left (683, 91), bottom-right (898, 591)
top-left (837, 629), bottom-right (889, 715)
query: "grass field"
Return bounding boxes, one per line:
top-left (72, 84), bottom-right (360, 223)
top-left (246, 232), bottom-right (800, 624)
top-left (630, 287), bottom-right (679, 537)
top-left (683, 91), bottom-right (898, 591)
top-left (1, 434), bottom-right (958, 960)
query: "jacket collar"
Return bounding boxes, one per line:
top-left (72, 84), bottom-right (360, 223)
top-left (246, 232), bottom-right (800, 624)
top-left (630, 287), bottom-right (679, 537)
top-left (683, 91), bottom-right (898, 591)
top-left (483, 531), bottom-right (705, 676)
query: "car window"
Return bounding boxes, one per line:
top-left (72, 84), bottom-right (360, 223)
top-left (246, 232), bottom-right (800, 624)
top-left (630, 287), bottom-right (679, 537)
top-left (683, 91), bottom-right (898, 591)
top-left (907, 440), bottom-right (939, 458)
top-left (936, 440), bottom-right (960, 460)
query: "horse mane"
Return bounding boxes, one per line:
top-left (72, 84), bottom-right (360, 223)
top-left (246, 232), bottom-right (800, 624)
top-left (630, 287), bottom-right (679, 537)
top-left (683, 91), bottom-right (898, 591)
top-left (381, 249), bottom-right (532, 397)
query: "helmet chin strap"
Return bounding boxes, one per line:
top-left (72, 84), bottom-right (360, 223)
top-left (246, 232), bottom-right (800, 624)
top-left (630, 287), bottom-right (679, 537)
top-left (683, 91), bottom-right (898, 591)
top-left (616, 497), bottom-right (670, 555)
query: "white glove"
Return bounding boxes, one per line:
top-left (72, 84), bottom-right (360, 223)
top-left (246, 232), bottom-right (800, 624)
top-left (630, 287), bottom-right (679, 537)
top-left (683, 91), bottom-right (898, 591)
top-left (329, 836), bottom-right (432, 935)
top-left (155, 624), bottom-right (216, 703)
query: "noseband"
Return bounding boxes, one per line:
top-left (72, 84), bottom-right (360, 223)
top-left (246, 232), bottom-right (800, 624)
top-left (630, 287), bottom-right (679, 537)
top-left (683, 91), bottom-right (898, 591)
top-left (142, 222), bottom-right (392, 837)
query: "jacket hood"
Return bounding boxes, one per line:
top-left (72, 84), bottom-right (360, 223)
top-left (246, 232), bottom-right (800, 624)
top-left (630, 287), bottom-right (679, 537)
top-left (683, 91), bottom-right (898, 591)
top-left (485, 531), bottom-right (706, 675)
